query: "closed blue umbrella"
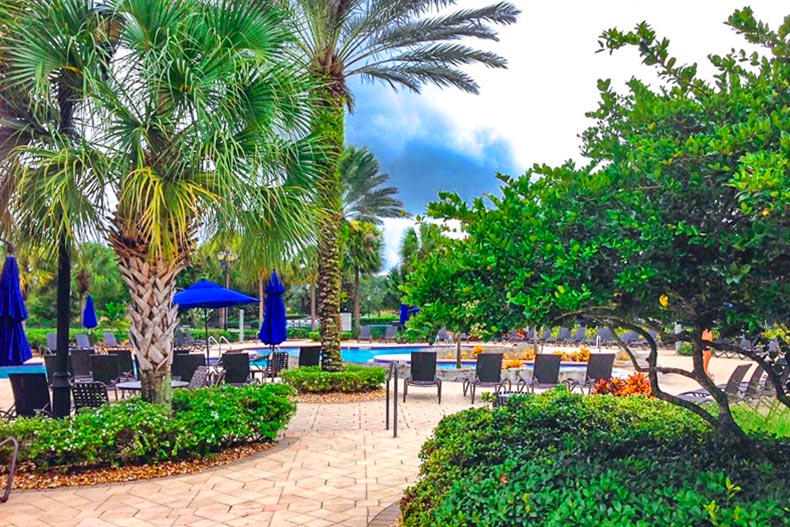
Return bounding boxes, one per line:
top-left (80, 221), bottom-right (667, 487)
top-left (0, 255), bottom-right (32, 366)
top-left (399, 304), bottom-right (409, 325)
top-left (82, 294), bottom-right (98, 329)
top-left (259, 271), bottom-right (287, 347)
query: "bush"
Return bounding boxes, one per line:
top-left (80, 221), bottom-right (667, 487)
top-left (281, 365), bottom-right (386, 393)
top-left (592, 372), bottom-right (652, 397)
top-left (0, 383), bottom-right (296, 471)
top-left (25, 328), bottom-right (130, 352)
top-left (678, 342), bottom-right (695, 356)
top-left (308, 330), bottom-right (353, 341)
top-left (401, 387), bottom-right (790, 527)
top-left (288, 327), bottom-right (312, 339)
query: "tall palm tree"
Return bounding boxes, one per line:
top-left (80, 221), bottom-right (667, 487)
top-left (2, 0), bottom-right (319, 404)
top-left (289, 0), bottom-right (520, 370)
top-left (345, 220), bottom-right (383, 335)
top-left (341, 146), bottom-right (405, 224)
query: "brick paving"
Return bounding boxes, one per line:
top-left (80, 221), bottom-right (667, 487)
top-left (0, 352), bottom-right (754, 526)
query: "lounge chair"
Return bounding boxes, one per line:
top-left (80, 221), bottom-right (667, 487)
top-left (106, 349), bottom-right (136, 380)
top-left (43, 354), bottom-right (58, 385)
top-left (518, 353), bottom-right (561, 393)
top-left (220, 352), bottom-right (253, 386)
top-left (172, 353), bottom-right (205, 383)
top-left (403, 351), bottom-right (442, 403)
top-left (619, 331), bottom-right (640, 347)
top-left (69, 349), bottom-right (93, 382)
top-left (45, 332), bottom-right (57, 354)
top-left (677, 363), bottom-right (752, 403)
top-left (435, 328), bottom-right (451, 344)
top-left (538, 328), bottom-right (553, 344)
top-left (72, 382), bottom-right (110, 411)
top-left (298, 346), bottom-right (321, 367)
top-left (358, 325), bottom-right (372, 342)
top-left (570, 327), bottom-right (587, 346)
top-left (462, 352), bottom-right (510, 404)
top-left (74, 334), bottom-right (95, 352)
top-left (90, 354), bottom-right (122, 398)
top-left (382, 325), bottom-right (398, 342)
top-left (595, 328), bottom-right (616, 347)
top-left (568, 353), bottom-right (615, 394)
top-left (741, 365), bottom-right (766, 399)
top-left (3, 373), bottom-right (52, 418)
top-left (261, 350), bottom-right (289, 382)
top-left (187, 366), bottom-right (212, 389)
top-left (103, 332), bottom-right (132, 351)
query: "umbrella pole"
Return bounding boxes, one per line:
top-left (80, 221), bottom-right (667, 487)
top-left (204, 309), bottom-right (210, 367)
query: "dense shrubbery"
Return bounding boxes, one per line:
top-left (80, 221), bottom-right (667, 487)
top-left (592, 372), bottom-right (652, 397)
top-left (401, 388), bottom-right (790, 527)
top-left (281, 366), bottom-right (386, 393)
top-left (308, 330), bottom-right (353, 341)
top-left (0, 383), bottom-right (296, 470)
top-left (25, 328), bottom-right (130, 352)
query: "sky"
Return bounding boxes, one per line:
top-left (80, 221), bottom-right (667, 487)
top-left (344, 1), bottom-right (790, 270)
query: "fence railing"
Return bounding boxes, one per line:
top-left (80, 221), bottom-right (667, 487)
top-left (385, 361), bottom-right (399, 438)
top-left (0, 437), bottom-right (19, 504)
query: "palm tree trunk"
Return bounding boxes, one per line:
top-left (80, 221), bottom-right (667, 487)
top-left (353, 267), bottom-right (361, 336)
top-left (310, 283), bottom-right (316, 330)
top-left (258, 274), bottom-right (265, 327)
top-left (114, 248), bottom-right (182, 405)
top-left (313, 83), bottom-right (345, 371)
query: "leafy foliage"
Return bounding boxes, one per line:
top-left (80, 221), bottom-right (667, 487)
top-left (281, 365), bottom-right (386, 393)
top-left (592, 373), bottom-right (653, 397)
top-left (0, 383), bottom-right (296, 470)
top-left (401, 388), bottom-right (790, 527)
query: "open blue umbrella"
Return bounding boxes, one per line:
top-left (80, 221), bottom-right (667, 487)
top-left (82, 294), bottom-right (98, 329)
top-left (258, 271), bottom-right (287, 347)
top-left (0, 255), bottom-right (32, 366)
top-left (174, 279), bottom-right (258, 362)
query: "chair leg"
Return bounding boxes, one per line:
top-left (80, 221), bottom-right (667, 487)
top-left (470, 384), bottom-right (476, 405)
top-left (437, 380), bottom-right (442, 404)
top-left (462, 378), bottom-right (469, 396)
top-left (403, 379), bottom-right (408, 402)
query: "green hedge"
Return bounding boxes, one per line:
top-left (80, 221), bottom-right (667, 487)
top-left (360, 315), bottom-right (399, 325)
top-left (308, 330), bottom-right (353, 341)
top-left (401, 388), bottom-right (790, 527)
top-left (25, 328), bottom-right (130, 352)
top-left (0, 383), bottom-right (296, 470)
top-left (281, 365), bottom-right (386, 393)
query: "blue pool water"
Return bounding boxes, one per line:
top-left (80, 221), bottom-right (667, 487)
top-left (0, 363), bottom-right (45, 379)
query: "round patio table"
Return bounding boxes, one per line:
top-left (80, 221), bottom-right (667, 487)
top-left (116, 380), bottom-right (189, 391)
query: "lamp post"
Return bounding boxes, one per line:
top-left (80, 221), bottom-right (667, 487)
top-left (217, 250), bottom-right (236, 329)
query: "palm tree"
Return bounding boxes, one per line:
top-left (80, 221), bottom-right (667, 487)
top-left (1, 0), bottom-right (319, 404)
top-left (289, 0), bottom-right (520, 370)
top-left (341, 146), bottom-right (406, 224)
top-left (345, 220), bottom-right (383, 335)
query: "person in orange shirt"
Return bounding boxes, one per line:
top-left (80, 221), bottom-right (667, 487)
top-left (701, 328), bottom-right (714, 377)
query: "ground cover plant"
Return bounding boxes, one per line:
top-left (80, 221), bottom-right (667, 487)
top-left (401, 388), bottom-right (790, 527)
top-left (0, 383), bottom-right (296, 471)
top-left (281, 365), bottom-right (386, 393)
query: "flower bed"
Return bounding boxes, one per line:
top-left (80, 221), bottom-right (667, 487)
top-left (0, 383), bottom-right (296, 472)
top-left (401, 387), bottom-right (790, 526)
top-left (281, 365), bottom-right (387, 393)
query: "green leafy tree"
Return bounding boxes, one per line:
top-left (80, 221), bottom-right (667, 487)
top-left (406, 9), bottom-right (790, 446)
top-left (2, 0), bottom-right (318, 404)
top-left (289, 0), bottom-right (520, 370)
top-left (344, 220), bottom-right (383, 335)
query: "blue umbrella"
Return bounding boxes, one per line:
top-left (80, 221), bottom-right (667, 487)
top-left (399, 304), bottom-right (409, 325)
top-left (259, 271), bottom-right (287, 347)
top-left (82, 294), bottom-right (98, 329)
top-left (174, 279), bottom-right (258, 362)
top-left (0, 255), bottom-right (32, 366)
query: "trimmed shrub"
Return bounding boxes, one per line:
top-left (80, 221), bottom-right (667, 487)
top-left (281, 366), bottom-right (386, 393)
top-left (308, 330), bottom-right (353, 341)
top-left (592, 372), bottom-right (652, 396)
top-left (0, 383), bottom-right (296, 471)
top-left (401, 387), bottom-right (790, 527)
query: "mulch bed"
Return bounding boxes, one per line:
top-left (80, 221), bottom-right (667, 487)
top-left (297, 388), bottom-right (386, 404)
top-left (7, 441), bottom-right (276, 491)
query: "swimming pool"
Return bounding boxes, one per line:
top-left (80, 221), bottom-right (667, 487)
top-left (0, 363), bottom-right (45, 379)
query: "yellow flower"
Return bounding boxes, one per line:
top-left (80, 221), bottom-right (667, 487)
top-left (762, 208), bottom-right (770, 217)
top-left (659, 294), bottom-right (669, 308)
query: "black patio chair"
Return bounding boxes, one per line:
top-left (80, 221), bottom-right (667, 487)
top-left (90, 354), bottom-right (121, 398)
top-left (69, 349), bottom-right (93, 382)
top-left (358, 325), bottom-right (372, 342)
top-left (107, 349), bottom-right (136, 380)
top-left (619, 331), bottom-right (640, 347)
top-left (462, 352), bottom-right (510, 404)
top-left (173, 353), bottom-right (205, 383)
top-left (72, 382), bottom-right (109, 411)
top-left (3, 373), bottom-right (52, 418)
top-left (103, 332), bottom-right (132, 351)
top-left (570, 327), bottom-right (587, 346)
top-left (595, 328), bottom-right (616, 347)
top-left (43, 354), bottom-right (58, 385)
top-left (298, 346), bottom-right (321, 367)
top-left (382, 325), bottom-right (398, 342)
top-left (741, 365), bottom-right (766, 399)
top-left (677, 363), bottom-right (752, 403)
top-left (568, 353), bottom-right (615, 394)
top-left (435, 328), bottom-right (451, 344)
top-left (538, 328), bottom-right (553, 344)
top-left (518, 353), bottom-right (562, 393)
top-left (262, 350), bottom-right (289, 382)
top-left (74, 334), bottom-right (95, 352)
top-left (220, 352), bottom-right (253, 386)
top-left (45, 332), bottom-right (58, 354)
top-left (404, 351), bottom-right (442, 403)
top-left (187, 366), bottom-right (212, 389)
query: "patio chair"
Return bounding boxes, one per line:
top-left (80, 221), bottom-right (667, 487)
top-left (741, 365), bottom-right (766, 399)
top-left (382, 325), bottom-right (398, 342)
top-left (103, 332), bottom-right (132, 351)
top-left (518, 353), bottom-right (562, 393)
top-left (358, 325), bottom-right (372, 342)
top-left (298, 346), bottom-right (321, 367)
top-left (403, 351), bottom-right (442, 403)
top-left (72, 382), bottom-right (109, 411)
top-left (619, 331), bottom-right (640, 347)
top-left (220, 352), bottom-right (253, 386)
top-left (434, 328), bottom-right (451, 345)
top-left (43, 354), bottom-right (58, 385)
top-left (538, 328), bottom-right (553, 344)
top-left (677, 363), bottom-right (752, 403)
top-left (107, 349), bottom-right (136, 380)
top-left (44, 332), bottom-right (57, 354)
top-left (462, 352), bottom-right (510, 404)
top-left (3, 373), bottom-right (52, 418)
top-left (172, 353), bottom-right (205, 383)
top-left (568, 353), bottom-right (615, 394)
top-left (90, 354), bottom-right (121, 398)
top-left (74, 334), bottom-right (95, 352)
top-left (187, 366), bottom-right (212, 389)
top-left (595, 328), bottom-right (616, 347)
top-left (262, 350), bottom-right (289, 382)
top-left (570, 327), bottom-right (587, 346)
top-left (69, 350), bottom-right (93, 382)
